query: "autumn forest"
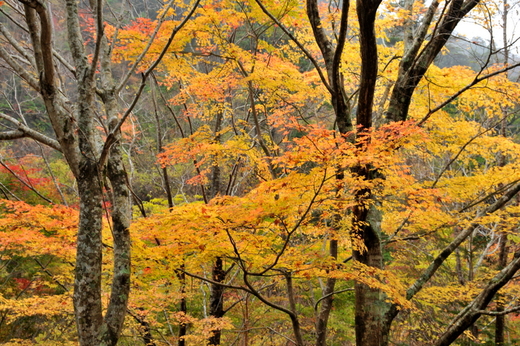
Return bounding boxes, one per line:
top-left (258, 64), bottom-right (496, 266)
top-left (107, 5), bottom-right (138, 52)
top-left (0, 0), bottom-right (520, 345)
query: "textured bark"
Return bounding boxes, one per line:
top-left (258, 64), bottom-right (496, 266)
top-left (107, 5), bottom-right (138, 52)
top-left (96, 7), bottom-right (132, 340)
top-left (64, 0), bottom-right (106, 342)
top-left (0, 0), bottom-right (199, 343)
top-left (74, 165), bottom-right (104, 345)
top-left (100, 98), bottom-right (132, 346)
top-left (0, 1), bottom-right (132, 344)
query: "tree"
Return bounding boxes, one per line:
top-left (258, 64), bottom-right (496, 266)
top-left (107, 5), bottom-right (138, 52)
top-left (127, 0), bottom-right (520, 344)
top-left (2, 0), bottom-right (520, 345)
top-left (256, 0), bottom-right (520, 344)
top-left (146, 0), bottom-right (520, 344)
top-left (0, 0), bottom-right (198, 345)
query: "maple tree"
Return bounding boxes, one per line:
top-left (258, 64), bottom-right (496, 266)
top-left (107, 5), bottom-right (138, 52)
top-left (125, 0), bottom-right (516, 344)
top-left (1, 0), bottom-right (520, 345)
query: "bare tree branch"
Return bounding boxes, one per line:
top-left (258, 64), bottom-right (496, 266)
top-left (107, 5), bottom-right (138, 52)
top-left (116, 0), bottom-right (177, 92)
top-left (98, 0), bottom-right (201, 169)
top-left (475, 306), bottom-right (520, 316)
top-left (0, 158), bottom-right (54, 204)
top-left (253, 0), bottom-right (331, 93)
top-left (0, 112), bottom-right (61, 150)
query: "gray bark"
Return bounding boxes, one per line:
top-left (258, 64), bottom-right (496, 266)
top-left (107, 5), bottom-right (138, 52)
top-left (0, 0), bottom-right (132, 344)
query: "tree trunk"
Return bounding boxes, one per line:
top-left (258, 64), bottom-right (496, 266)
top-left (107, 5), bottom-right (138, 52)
top-left (178, 267), bottom-right (187, 346)
top-left (495, 307), bottom-right (506, 346)
top-left (100, 137), bottom-right (132, 345)
top-left (305, 1), bottom-right (352, 343)
top-left (0, 0), bottom-right (197, 344)
top-left (386, 0), bottom-right (481, 123)
top-left (496, 4), bottom-right (510, 343)
top-left (495, 233), bottom-right (509, 346)
top-left (6, 1), bottom-right (133, 344)
top-left (315, 240), bottom-right (338, 346)
top-left (352, 201), bottom-right (385, 346)
top-left (208, 111), bottom-right (226, 345)
top-left (208, 257), bottom-right (226, 345)
top-left (351, 0), bottom-right (385, 344)
top-left (74, 167), bottom-right (104, 345)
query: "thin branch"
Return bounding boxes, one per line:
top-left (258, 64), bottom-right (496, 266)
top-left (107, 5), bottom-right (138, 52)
top-left (116, 0), bottom-right (177, 92)
top-left (431, 116), bottom-right (504, 188)
top-left (235, 60), bottom-right (272, 160)
top-left (88, 0), bottom-right (104, 80)
top-left (0, 44), bottom-right (40, 91)
top-left (24, 0), bottom-right (55, 89)
top-left (418, 62), bottom-right (520, 126)
top-left (314, 287), bottom-right (354, 311)
top-left (249, 168), bottom-right (329, 276)
top-left (253, 0), bottom-right (331, 93)
top-left (0, 182), bottom-right (22, 201)
top-left (0, 22), bottom-right (36, 68)
top-left (434, 251), bottom-right (520, 345)
top-left (405, 180), bottom-right (520, 301)
top-left (0, 158), bottom-right (54, 204)
top-left (98, 0), bottom-right (201, 168)
top-left (33, 257), bottom-right (69, 292)
top-left (401, 0), bottom-right (440, 70)
top-left (0, 112), bottom-right (61, 150)
top-left (151, 72), bottom-right (185, 138)
top-left (53, 49), bottom-right (76, 77)
top-left (23, 4), bottom-right (43, 73)
top-left (0, 5), bottom-right (27, 33)
top-left (458, 179), bottom-right (520, 214)
top-left (37, 143), bottom-right (68, 205)
top-left (266, 327), bottom-right (296, 344)
top-left (181, 269), bottom-right (253, 293)
top-left (475, 306), bottom-right (520, 316)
